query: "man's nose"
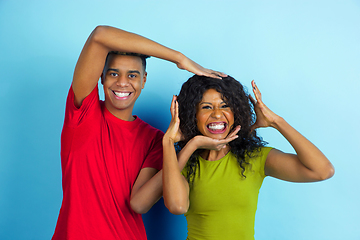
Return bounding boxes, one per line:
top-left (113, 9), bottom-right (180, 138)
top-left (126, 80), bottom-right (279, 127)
top-left (117, 75), bottom-right (129, 87)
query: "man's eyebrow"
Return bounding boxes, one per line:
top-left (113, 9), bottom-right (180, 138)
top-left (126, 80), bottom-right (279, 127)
top-left (106, 68), bottom-right (119, 72)
top-left (106, 69), bottom-right (141, 74)
top-left (128, 70), bottom-right (141, 74)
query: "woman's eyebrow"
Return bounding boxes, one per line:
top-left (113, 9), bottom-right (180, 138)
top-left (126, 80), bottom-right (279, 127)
top-left (199, 101), bottom-right (226, 105)
top-left (199, 102), bottom-right (212, 105)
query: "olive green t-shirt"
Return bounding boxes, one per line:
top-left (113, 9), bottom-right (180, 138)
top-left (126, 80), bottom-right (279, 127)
top-left (184, 147), bottom-right (272, 240)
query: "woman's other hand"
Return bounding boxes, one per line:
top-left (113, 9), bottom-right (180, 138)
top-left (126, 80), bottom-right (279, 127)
top-left (250, 80), bottom-right (280, 131)
top-left (164, 95), bottom-right (184, 143)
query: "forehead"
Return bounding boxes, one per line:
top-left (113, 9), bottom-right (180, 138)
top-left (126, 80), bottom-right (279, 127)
top-left (105, 54), bottom-right (144, 73)
top-left (200, 89), bottom-right (224, 102)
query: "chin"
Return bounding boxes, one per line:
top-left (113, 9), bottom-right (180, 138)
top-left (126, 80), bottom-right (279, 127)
top-left (206, 133), bottom-right (229, 140)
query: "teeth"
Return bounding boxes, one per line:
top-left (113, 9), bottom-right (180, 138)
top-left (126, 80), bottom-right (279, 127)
top-left (208, 123), bottom-right (225, 130)
top-left (114, 91), bottom-right (130, 97)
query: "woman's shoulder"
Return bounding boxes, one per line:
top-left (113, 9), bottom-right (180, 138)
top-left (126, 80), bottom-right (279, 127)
top-left (245, 146), bottom-right (273, 159)
top-left (245, 147), bottom-right (273, 175)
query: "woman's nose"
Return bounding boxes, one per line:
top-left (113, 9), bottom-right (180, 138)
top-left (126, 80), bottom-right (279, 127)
top-left (211, 108), bottom-right (222, 119)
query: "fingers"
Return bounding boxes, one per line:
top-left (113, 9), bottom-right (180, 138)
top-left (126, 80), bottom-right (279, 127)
top-left (221, 125), bottom-right (241, 144)
top-left (205, 72), bottom-right (222, 79)
top-left (227, 125), bottom-right (241, 139)
top-left (211, 70), bottom-right (227, 78)
top-left (182, 56), bottom-right (226, 79)
top-left (174, 96), bottom-right (179, 119)
top-left (170, 95), bottom-right (179, 123)
top-left (170, 95), bottom-right (176, 118)
top-left (222, 135), bottom-right (238, 144)
top-left (251, 80), bottom-right (262, 102)
top-left (216, 125), bottom-right (241, 147)
top-left (166, 95), bottom-right (181, 141)
top-left (202, 69), bottom-right (227, 80)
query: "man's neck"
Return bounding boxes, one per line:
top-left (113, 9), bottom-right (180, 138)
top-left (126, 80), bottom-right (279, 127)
top-left (105, 104), bottom-right (135, 121)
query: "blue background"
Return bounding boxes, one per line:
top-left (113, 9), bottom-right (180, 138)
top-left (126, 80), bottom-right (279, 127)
top-left (1, 0), bottom-right (359, 239)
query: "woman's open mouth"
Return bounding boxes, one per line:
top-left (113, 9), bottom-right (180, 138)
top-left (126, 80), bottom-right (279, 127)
top-left (207, 122), bottom-right (227, 134)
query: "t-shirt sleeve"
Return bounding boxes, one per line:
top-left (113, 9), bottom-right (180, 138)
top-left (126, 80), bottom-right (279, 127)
top-left (258, 147), bottom-right (273, 178)
top-left (181, 167), bottom-right (187, 178)
top-left (141, 130), bottom-right (164, 171)
top-left (64, 84), bottom-right (100, 127)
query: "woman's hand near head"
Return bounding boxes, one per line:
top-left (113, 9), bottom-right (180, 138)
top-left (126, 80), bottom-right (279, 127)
top-left (164, 95), bottom-right (183, 143)
top-left (250, 80), bottom-right (281, 131)
top-left (250, 81), bottom-right (334, 182)
top-left (176, 54), bottom-right (227, 80)
top-left (162, 95), bottom-right (190, 215)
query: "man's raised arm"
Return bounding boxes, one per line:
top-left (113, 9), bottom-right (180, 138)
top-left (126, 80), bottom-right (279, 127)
top-left (72, 25), bottom-right (226, 107)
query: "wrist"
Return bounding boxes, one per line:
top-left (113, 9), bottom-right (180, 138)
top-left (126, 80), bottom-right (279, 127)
top-left (163, 135), bottom-right (175, 146)
top-left (271, 116), bottom-right (286, 130)
top-left (180, 137), bottom-right (201, 158)
top-left (190, 136), bottom-right (203, 150)
top-left (172, 52), bottom-right (187, 66)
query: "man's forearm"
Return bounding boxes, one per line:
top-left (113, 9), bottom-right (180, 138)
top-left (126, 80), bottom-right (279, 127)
top-left (91, 25), bottom-right (185, 64)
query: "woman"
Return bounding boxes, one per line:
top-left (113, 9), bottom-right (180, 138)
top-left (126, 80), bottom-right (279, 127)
top-left (162, 75), bottom-right (334, 240)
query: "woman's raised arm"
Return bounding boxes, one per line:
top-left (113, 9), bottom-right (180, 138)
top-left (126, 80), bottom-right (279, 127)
top-left (162, 96), bottom-right (190, 215)
top-left (250, 80), bottom-right (335, 182)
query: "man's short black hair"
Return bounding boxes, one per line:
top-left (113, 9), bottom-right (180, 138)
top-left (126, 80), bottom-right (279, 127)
top-left (106, 51), bottom-right (150, 71)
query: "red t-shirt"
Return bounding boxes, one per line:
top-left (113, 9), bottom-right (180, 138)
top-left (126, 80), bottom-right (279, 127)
top-left (52, 85), bottom-right (163, 240)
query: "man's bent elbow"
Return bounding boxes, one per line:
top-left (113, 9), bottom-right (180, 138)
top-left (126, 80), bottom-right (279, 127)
top-left (90, 25), bottom-right (111, 44)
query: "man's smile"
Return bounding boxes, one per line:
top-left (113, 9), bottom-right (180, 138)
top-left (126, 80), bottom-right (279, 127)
top-left (112, 90), bottom-right (132, 99)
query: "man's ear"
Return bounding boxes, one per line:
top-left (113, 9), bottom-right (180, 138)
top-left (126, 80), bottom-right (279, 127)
top-left (141, 72), bottom-right (147, 89)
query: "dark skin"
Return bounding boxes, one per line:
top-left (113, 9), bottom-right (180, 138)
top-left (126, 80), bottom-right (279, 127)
top-left (72, 25), bottom-right (227, 214)
top-left (162, 81), bottom-right (335, 215)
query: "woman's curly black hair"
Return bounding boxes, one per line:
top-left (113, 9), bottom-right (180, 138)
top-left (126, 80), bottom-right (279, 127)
top-left (176, 75), bottom-right (266, 184)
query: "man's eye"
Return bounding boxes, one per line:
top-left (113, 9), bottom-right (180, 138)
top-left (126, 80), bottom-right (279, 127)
top-left (128, 74), bottom-right (137, 78)
top-left (110, 72), bottom-right (118, 77)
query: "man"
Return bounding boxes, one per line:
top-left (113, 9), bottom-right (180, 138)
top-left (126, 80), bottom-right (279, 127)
top-left (52, 25), bottom-right (224, 240)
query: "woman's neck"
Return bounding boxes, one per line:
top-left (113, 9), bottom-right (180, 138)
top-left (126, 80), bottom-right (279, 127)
top-left (200, 145), bottom-right (231, 161)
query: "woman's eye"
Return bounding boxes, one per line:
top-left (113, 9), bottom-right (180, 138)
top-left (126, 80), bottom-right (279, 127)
top-left (221, 104), bottom-right (229, 108)
top-left (202, 106), bottom-right (212, 109)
